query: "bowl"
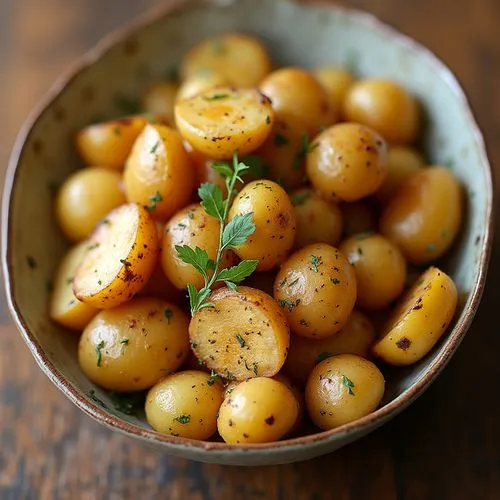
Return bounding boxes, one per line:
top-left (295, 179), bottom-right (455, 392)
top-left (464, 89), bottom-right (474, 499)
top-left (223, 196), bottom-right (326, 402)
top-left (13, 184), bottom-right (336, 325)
top-left (2, 0), bottom-right (493, 466)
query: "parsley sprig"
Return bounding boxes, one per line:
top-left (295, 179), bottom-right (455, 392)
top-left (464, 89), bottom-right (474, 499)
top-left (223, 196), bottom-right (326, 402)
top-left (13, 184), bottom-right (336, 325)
top-left (175, 152), bottom-right (258, 315)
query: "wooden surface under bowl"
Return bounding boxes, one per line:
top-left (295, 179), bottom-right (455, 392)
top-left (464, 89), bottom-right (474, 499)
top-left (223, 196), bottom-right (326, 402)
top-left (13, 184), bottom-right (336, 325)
top-left (2, 0), bottom-right (493, 466)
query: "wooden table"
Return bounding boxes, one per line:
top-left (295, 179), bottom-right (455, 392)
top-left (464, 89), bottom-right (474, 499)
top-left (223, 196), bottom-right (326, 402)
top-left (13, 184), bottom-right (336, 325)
top-left (1, 0), bottom-right (499, 498)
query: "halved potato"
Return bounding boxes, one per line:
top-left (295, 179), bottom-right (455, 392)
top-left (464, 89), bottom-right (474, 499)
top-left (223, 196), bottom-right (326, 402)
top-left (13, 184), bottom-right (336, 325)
top-left (373, 267), bottom-right (458, 365)
top-left (73, 203), bottom-right (159, 309)
top-left (174, 87), bottom-right (274, 159)
top-left (50, 242), bottom-right (99, 330)
top-left (189, 286), bottom-right (290, 381)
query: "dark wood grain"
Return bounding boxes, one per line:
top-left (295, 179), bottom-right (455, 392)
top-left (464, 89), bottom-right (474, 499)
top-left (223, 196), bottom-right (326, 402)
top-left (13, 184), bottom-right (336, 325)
top-left (1, 0), bottom-right (499, 498)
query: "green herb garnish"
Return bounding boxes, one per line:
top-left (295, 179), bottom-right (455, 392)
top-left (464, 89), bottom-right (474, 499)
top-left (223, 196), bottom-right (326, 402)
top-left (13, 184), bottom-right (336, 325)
top-left (203, 93), bottom-right (229, 101)
top-left (150, 141), bottom-right (160, 154)
top-left (96, 341), bottom-right (105, 367)
top-left (207, 370), bottom-right (218, 386)
top-left (145, 191), bottom-right (163, 212)
top-left (164, 308), bottom-right (173, 324)
top-left (316, 351), bottom-right (335, 364)
top-left (310, 255), bottom-right (322, 272)
top-left (235, 334), bottom-right (246, 348)
top-left (342, 374), bottom-right (355, 395)
top-left (175, 415), bottom-right (191, 424)
top-left (291, 191), bottom-right (311, 206)
top-left (119, 338), bottom-right (129, 355)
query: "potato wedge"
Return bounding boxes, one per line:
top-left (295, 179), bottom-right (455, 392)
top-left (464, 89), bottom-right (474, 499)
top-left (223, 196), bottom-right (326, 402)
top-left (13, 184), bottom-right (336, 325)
top-left (174, 87), bottom-right (274, 160)
top-left (50, 242), bottom-right (99, 330)
top-left (189, 286), bottom-right (290, 381)
top-left (373, 267), bottom-right (458, 366)
top-left (73, 203), bottom-right (159, 309)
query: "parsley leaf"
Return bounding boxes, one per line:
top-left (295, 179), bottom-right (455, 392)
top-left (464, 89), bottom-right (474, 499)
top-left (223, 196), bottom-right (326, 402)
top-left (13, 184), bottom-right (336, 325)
top-left (222, 212), bottom-right (256, 249)
top-left (198, 182), bottom-right (225, 220)
top-left (217, 260), bottom-right (259, 284)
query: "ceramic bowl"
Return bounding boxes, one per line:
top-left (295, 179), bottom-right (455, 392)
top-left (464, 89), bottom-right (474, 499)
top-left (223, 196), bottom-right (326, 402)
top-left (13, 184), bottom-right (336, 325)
top-left (2, 0), bottom-right (493, 466)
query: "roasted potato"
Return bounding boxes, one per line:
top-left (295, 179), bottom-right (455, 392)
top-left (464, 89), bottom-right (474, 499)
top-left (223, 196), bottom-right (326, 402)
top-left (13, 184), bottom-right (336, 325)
top-left (177, 69), bottom-right (230, 101)
top-left (314, 66), bottom-right (356, 119)
top-left (141, 81), bottom-right (179, 122)
top-left (341, 201), bottom-right (378, 237)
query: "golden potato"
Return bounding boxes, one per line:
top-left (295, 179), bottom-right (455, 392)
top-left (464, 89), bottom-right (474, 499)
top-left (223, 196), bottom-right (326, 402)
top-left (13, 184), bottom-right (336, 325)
top-left (343, 78), bottom-right (420, 144)
top-left (339, 233), bottom-right (407, 310)
top-left (314, 66), bottom-right (356, 119)
top-left (373, 267), bottom-right (458, 365)
top-left (50, 242), bottom-right (99, 330)
top-left (217, 377), bottom-right (299, 443)
top-left (160, 203), bottom-right (235, 290)
top-left (55, 167), bottom-right (126, 242)
top-left (375, 146), bottom-right (425, 204)
top-left (291, 188), bottom-right (343, 249)
top-left (145, 370), bottom-right (224, 439)
top-left (76, 116), bottom-right (151, 170)
top-left (272, 373), bottom-right (305, 436)
top-left (342, 201), bottom-right (378, 237)
top-left (259, 67), bottom-right (332, 134)
top-left (305, 354), bottom-right (385, 430)
top-left (228, 180), bottom-right (296, 271)
top-left (273, 243), bottom-right (357, 339)
top-left (176, 69), bottom-right (229, 101)
top-left (124, 124), bottom-right (194, 221)
top-left (282, 310), bottom-right (376, 385)
top-left (380, 167), bottom-right (463, 264)
top-left (78, 297), bottom-right (189, 391)
top-left (189, 286), bottom-right (290, 380)
top-left (175, 87), bottom-right (274, 160)
top-left (306, 123), bottom-right (388, 202)
top-left (73, 203), bottom-right (159, 309)
top-left (180, 33), bottom-right (271, 87)
top-left (141, 82), bottom-right (178, 122)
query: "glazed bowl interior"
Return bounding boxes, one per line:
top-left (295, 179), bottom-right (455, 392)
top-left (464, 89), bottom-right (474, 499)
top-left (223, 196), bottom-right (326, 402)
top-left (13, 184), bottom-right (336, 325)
top-left (2, 0), bottom-right (493, 466)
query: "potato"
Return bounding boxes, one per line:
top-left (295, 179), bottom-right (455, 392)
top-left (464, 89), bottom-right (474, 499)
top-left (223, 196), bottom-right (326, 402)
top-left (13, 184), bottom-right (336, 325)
top-left (283, 310), bottom-right (376, 385)
top-left (177, 69), bottom-right (230, 101)
top-left (141, 82), bottom-right (178, 122)
top-left (342, 201), bottom-right (378, 237)
top-left (314, 66), bottom-right (356, 118)
top-left (217, 377), bottom-right (299, 444)
top-left (305, 354), bottom-right (385, 430)
top-left (241, 270), bottom-right (277, 296)
top-left (175, 87), bottom-right (274, 160)
top-left (50, 242), bottom-right (99, 330)
top-left (307, 123), bottom-right (388, 202)
top-left (189, 287), bottom-right (290, 380)
top-left (373, 267), bottom-right (458, 366)
top-left (375, 146), bottom-right (425, 204)
top-left (291, 188), bottom-right (343, 249)
top-left (259, 67), bottom-right (332, 135)
top-left (256, 117), bottom-right (310, 189)
top-left (73, 203), bottom-right (159, 309)
top-left (380, 167), bottom-right (463, 264)
top-left (339, 233), bottom-right (406, 310)
top-left (76, 116), bottom-right (153, 170)
top-left (55, 167), bottom-right (126, 242)
top-left (273, 243), bottom-right (357, 339)
top-left (124, 124), bottom-right (194, 221)
top-left (139, 263), bottom-right (183, 303)
top-left (160, 203), bottom-right (235, 290)
top-left (272, 373), bottom-right (305, 435)
top-left (343, 78), bottom-right (420, 144)
top-left (145, 370), bottom-right (224, 439)
top-left (78, 297), bottom-right (189, 391)
top-left (228, 180), bottom-right (296, 271)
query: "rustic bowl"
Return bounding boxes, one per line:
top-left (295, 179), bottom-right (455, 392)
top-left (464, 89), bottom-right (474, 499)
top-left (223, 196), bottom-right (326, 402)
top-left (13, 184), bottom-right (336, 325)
top-left (2, 0), bottom-right (493, 466)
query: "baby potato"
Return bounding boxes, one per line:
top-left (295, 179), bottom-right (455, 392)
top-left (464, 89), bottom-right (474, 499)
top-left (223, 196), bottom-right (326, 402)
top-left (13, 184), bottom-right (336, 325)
top-left (55, 167), bottom-right (126, 242)
top-left (291, 188), bottom-right (343, 249)
top-left (228, 180), bottom-right (296, 271)
top-left (217, 377), bottom-right (299, 444)
top-left (50, 242), bottom-right (99, 330)
top-left (273, 243), bottom-right (357, 339)
top-left (305, 354), bottom-right (385, 430)
top-left (283, 310), bottom-right (376, 385)
top-left (340, 233), bottom-right (407, 311)
top-left (342, 201), bottom-right (378, 237)
top-left (124, 124), bottom-right (194, 221)
top-left (76, 116), bottom-right (152, 170)
top-left (343, 78), bottom-right (420, 144)
top-left (314, 66), bottom-right (356, 119)
top-left (306, 123), bottom-right (388, 202)
top-left (175, 87), bottom-right (274, 160)
top-left (177, 69), bottom-right (230, 101)
top-left (160, 203), bottom-right (235, 290)
top-left (145, 370), bottom-right (224, 440)
top-left (259, 67), bottom-right (332, 135)
top-left (73, 203), bottom-right (159, 309)
top-left (189, 286), bottom-right (290, 381)
top-left (141, 81), bottom-right (179, 122)
top-left (375, 146), bottom-right (425, 204)
top-left (373, 267), bottom-right (458, 366)
top-left (272, 373), bottom-right (305, 436)
top-left (78, 297), bottom-right (190, 391)
top-left (139, 263), bottom-right (183, 303)
top-left (256, 117), bottom-right (310, 189)
top-left (181, 33), bottom-right (271, 87)
top-left (380, 167), bottom-right (463, 264)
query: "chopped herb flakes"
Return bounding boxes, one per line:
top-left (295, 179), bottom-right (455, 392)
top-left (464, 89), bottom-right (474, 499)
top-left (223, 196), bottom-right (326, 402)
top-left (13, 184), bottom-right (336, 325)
top-left (175, 415), bottom-right (191, 424)
top-left (164, 308), bottom-right (173, 324)
top-left (235, 334), bottom-right (246, 348)
top-left (108, 390), bottom-right (145, 416)
top-left (119, 338), bottom-right (129, 355)
top-left (203, 93), bottom-right (229, 101)
top-left (355, 232), bottom-right (374, 241)
top-left (279, 299), bottom-right (296, 311)
top-left (291, 191), bottom-right (311, 206)
top-left (144, 191), bottom-right (163, 212)
top-left (330, 277), bottom-right (341, 285)
top-left (150, 141), bottom-right (160, 154)
top-left (310, 255), bottom-right (322, 272)
top-left (316, 352), bottom-right (334, 364)
top-left (207, 370), bottom-right (218, 386)
top-left (342, 374), bottom-right (355, 395)
top-left (96, 341), bottom-right (105, 367)
top-left (88, 389), bottom-right (107, 408)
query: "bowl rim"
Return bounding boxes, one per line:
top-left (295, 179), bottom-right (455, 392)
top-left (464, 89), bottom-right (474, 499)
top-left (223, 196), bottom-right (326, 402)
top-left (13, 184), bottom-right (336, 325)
top-left (2, 0), bottom-right (495, 456)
